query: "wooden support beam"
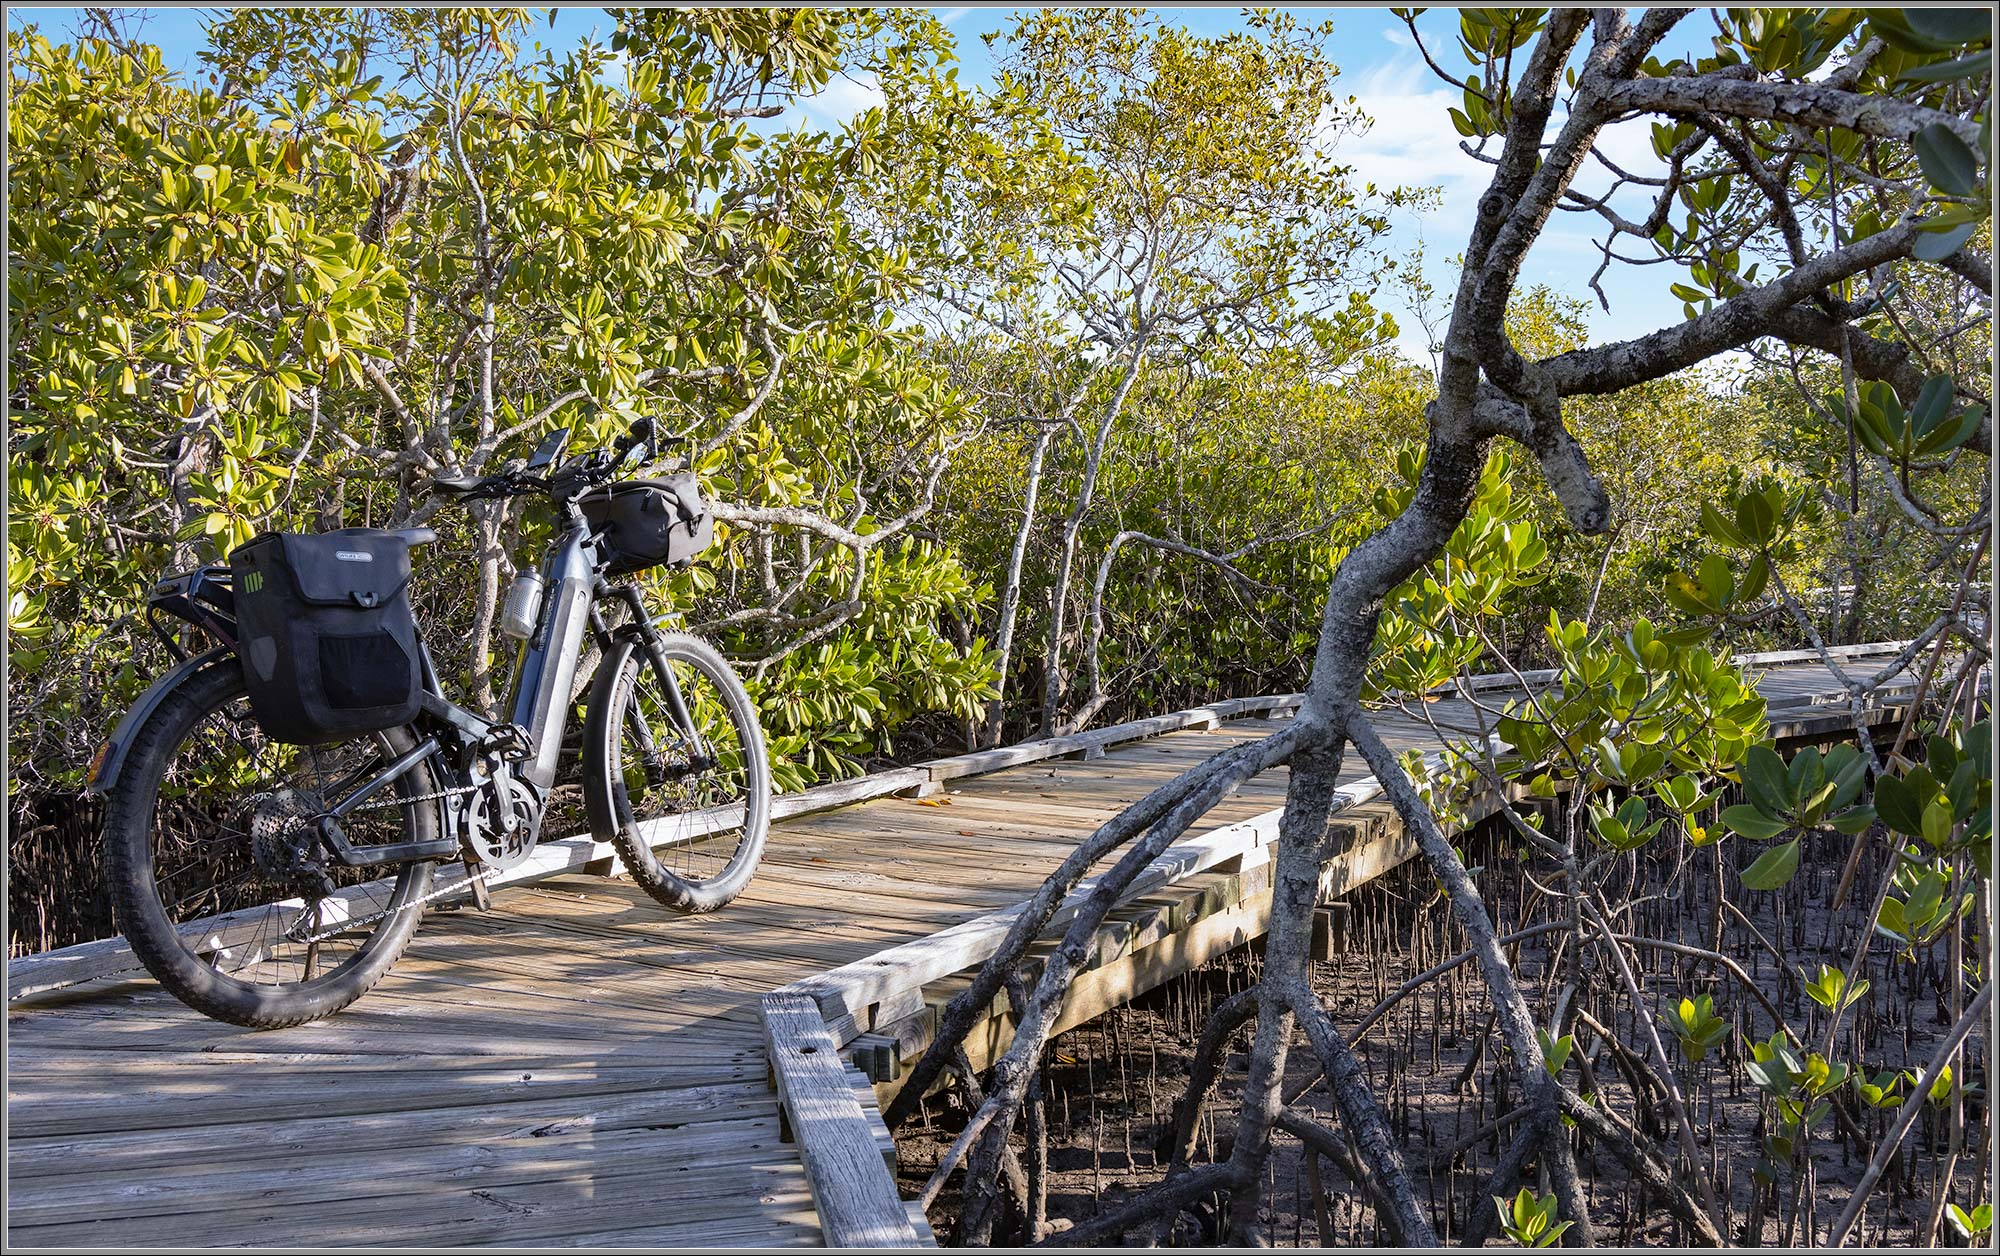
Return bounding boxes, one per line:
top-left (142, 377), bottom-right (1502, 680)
top-left (761, 992), bottom-right (920, 1248)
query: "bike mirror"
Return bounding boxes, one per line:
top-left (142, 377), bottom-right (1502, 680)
top-left (527, 428), bottom-right (571, 470)
top-left (617, 417), bottom-right (654, 465)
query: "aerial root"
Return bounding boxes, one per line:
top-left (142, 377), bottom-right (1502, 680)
top-left (1287, 987), bottom-right (1439, 1245)
top-left (1160, 986), bottom-right (1260, 1170)
top-left (1037, 1161), bottom-right (1242, 1247)
top-left (1558, 1084), bottom-right (1725, 1246)
top-left (886, 722), bottom-right (1310, 1131)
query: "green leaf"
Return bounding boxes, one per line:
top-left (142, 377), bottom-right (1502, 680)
top-left (1723, 804), bottom-right (1790, 840)
top-left (1904, 10), bottom-right (1994, 45)
top-left (1700, 500), bottom-right (1749, 548)
top-left (1928, 1063), bottom-right (1955, 1103)
top-left (1734, 490), bottom-right (1777, 546)
top-left (1740, 838), bottom-right (1802, 890)
top-left (1825, 743), bottom-right (1868, 808)
top-left (1831, 805), bottom-right (1878, 835)
top-left (1737, 554), bottom-right (1770, 604)
top-left (1876, 896), bottom-right (1909, 941)
top-left (1537, 1027), bottom-right (1573, 1076)
top-left (1947, 1201), bottom-right (1993, 1239)
top-left (1742, 744), bottom-right (1792, 815)
top-left (1902, 49), bottom-right (1993, 83)
top-left (1913, 219), bottom-right (1979, 262)
top-left (1873, 774), bottom-right (1925, 836)
top-left (1913, 123), bottom-right (1982, 196)
top-left (1910, 373), bottom-right (1956, 427)
top-left (1921, 797), bottom-right (1955, 846)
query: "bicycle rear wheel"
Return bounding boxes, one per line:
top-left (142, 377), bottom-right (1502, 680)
top-left (102, 659), bottom-right (439, 1027)
top-left (583, 631), bottom-right (771, 913)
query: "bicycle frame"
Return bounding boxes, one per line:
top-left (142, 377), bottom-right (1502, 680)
top-left (97, 503), bottom-right (709, 873)
top-left (399, 512), bottom-right (709, 861)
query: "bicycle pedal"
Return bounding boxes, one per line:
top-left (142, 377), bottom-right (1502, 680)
top-left (478, 722), bottom-right (536, 762)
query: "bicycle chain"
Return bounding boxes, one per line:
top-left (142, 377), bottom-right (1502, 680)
top-left (344, 783), bottom-right (480, 813)
top-left (279, 784), bottom-right (489, 946)
top-left (285, 862), bottom-right (499, 947)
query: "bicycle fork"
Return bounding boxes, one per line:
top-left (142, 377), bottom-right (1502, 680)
top-left (603, 584), bottom-right (714, 783)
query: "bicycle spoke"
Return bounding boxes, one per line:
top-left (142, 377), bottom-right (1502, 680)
top-left (618, 653), bottom-right (757, 887)
top-left (141, 688), bottom-right (430, 991)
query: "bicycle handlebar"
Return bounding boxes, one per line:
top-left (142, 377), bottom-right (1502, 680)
top-left (429, 416), bottom-right (681, 503)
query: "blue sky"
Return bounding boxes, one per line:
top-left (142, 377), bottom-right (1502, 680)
top-left (11, 5), bottom-right (1685, 363)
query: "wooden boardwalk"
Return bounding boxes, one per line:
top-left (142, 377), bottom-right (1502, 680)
top-left (5, 647), bottom-right (1919, 1248)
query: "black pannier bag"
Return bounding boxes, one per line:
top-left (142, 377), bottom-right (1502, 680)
top-left (229, 529), bottom-right (423, 745)
top-left (579, 472), bottom-right (714, 576)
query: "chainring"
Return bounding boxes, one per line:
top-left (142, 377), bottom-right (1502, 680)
top-left (466, 774), bottom-right (542, 872)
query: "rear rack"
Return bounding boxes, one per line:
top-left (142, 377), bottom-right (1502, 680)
top-left (146, 565), bottom-right (238, 659)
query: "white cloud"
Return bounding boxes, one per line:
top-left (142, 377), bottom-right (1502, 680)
top-left (1336, 56), bottom-right (1491, 233)
top-left (814, 71), bottom-right (887, 119)
top-left (773, 69), bottom-right (886, 136)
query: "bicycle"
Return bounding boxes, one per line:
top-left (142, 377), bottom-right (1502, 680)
top-left (86, 418), bottom-right (772, 1027)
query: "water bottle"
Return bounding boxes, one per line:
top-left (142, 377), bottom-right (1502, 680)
top-left (499, 569), bottom-right (545, 641)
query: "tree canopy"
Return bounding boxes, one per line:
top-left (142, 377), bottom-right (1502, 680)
top-left (5, 11), bottom-right (1993, 1242)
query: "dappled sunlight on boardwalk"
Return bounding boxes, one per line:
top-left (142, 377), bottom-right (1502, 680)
top-left (6, 654), bottom-right (1916, 1246)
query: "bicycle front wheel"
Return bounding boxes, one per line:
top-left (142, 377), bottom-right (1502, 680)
top-left (583, 631), bottom-right (771, 913)
top-left (101, 659), bottom-right (439, 1027)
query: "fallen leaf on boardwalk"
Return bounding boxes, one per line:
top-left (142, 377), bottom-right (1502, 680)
top-left (957, 830), bottom-right (976, 836)
top-left (808, 856), bottom-right (831, 864)
top-left (915, 797), bottom-right (951, 807)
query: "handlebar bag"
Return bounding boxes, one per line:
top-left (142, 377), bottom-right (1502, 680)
top-left (229, 529), bottom-right (422, 745)
top-left (579, 473), bottom-right (714, 576)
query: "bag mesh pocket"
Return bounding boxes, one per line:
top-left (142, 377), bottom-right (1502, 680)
top-left (318, 632), bottom-right (416, 710)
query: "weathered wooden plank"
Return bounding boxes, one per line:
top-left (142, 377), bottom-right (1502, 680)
top-left (784, 771), bottom-right (1396, 1039)
top-left (8, 769), bottom-right (917, 1000)
top-left (5, 1156), bottom-right (821, 1248)
top-left (761, 992), bottom-right (921, 1248)
top-left (5, 1112), bottom-right (794, 1226)
top-left (5, 1080), bottom-right (784, 1193)
top-left (7, 1058), bottom-right (759, 1137)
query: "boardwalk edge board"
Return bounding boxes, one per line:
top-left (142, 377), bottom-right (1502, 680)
top-left (760, 991), bottom-right (922, 1248)
top-left (4, 697), bottom-right (1301, 1000)
top-left (5, 647), bottom-right (1913, 1000)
